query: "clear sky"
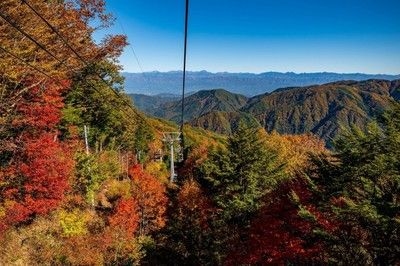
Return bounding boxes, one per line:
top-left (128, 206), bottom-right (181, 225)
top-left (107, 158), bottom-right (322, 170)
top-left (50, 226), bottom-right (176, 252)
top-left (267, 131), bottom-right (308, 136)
top-left (99, 0), bottom-right (400, 74)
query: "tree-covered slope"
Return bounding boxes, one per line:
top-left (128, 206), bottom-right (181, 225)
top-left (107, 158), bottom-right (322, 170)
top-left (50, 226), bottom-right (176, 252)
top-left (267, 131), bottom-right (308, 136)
top-left (134, 80), bottom-right (400, 145)
top-left (243, 80), bottom-right (399, 144)
top-left (153, 89), bottom-right (248, 122)
top-left (189, 111), bottom-right (260, 135)
top-left (390, 79), bottom-right (400, 100)
top-left (129, 93), bottom-right (179, 114)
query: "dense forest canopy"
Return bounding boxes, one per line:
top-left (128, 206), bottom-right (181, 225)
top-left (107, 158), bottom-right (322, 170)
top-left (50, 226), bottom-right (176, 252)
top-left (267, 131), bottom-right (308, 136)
top-left (0, 0), bottom-right (399, 265)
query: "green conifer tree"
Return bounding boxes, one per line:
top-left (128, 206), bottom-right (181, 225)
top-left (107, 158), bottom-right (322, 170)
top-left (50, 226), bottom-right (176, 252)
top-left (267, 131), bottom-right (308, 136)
top-left (200, 122), bottom-right (284, 223)
top-left (310, 103), bottom-right (400, 264)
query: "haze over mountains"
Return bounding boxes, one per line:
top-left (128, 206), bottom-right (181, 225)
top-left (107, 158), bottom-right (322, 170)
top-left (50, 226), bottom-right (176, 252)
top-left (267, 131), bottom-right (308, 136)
top-left (123, 71), bottom-right (400, 96)
top-left (130, 79), bottom-right (400, 146)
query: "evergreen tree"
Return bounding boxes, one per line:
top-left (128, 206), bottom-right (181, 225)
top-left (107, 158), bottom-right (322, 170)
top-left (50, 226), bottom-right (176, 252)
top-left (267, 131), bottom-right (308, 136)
top-left (310, 103), bottom-right (400, 264)
top-left (193, 123), bottom-right (285, 263)
top-left (200, 123), bottom-right (284, 223)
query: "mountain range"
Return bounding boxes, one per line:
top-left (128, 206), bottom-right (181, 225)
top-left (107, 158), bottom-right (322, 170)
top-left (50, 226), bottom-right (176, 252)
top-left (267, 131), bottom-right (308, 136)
top-left (123, 71), bottom-right (400, 96)
top-left (130, 79), bottom-right (400, 146)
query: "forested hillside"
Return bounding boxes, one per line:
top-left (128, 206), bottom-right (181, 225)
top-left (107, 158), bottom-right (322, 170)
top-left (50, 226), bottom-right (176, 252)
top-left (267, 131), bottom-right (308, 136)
top-left (0, 0), bottom-right (399, 265)
top-left (244, 79), bottom-right (400, 144)
top-left (190, 111), bottom-right (260, 134)
top-left (129, 93), bottom-right (179, 115)
top-left (134, 80), bottom-right (400, 145)
top-left (153, 89), bottom-right (248, 122)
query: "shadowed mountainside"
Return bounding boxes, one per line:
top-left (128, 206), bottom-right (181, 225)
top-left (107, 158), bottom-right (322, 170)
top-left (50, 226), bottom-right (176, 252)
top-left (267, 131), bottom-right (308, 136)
top-left (151, 89), bottom-right (248, 122)
top-left (130, 93), bottom-right (180, 114)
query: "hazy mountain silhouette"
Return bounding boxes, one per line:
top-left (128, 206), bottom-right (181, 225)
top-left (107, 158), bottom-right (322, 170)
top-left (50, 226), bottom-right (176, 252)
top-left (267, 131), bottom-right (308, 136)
top-left (123, 71), bottom-right (400, 96)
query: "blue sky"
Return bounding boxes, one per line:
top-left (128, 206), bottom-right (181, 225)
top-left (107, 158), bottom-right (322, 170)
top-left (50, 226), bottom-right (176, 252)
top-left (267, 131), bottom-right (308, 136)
top-left (99, 0), bottom-right (400, 74)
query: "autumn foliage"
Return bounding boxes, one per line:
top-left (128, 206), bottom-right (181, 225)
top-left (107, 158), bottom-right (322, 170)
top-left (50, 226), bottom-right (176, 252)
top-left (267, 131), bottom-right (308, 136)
top-left (1, 0), bottom-right (399, 264)
top-left (176, 179), bottom-right (214, 228)
top-left (0, 80), bottom-right (73, 231)
top-left (109, 198), bottom-right (139, 236)
top-left (226, 177), bottom-right (335, 265)
top-left (129, 164), bottom-right (167, 235)
top-left (1, 0), bottom-right (156, 264)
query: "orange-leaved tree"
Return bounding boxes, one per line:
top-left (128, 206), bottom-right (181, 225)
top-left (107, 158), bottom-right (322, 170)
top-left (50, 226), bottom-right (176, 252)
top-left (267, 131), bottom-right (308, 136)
top-left (129, 164), bottom-right (168, 236)
top-left (168, 179), bottom-right (216, 265)
top-left (109, 198), bottom-right (140, 237)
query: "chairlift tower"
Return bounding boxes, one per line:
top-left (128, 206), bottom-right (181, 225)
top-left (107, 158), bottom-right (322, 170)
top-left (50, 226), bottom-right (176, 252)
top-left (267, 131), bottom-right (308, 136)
top-left (162, 132), bottom-right (181, 183)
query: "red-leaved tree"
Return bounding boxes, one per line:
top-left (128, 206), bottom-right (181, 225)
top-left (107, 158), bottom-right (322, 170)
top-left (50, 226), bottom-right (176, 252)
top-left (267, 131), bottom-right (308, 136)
top-left (226, 177), bottom-right (335, 265)
top-left (0, 80), bottom-right (74, 232)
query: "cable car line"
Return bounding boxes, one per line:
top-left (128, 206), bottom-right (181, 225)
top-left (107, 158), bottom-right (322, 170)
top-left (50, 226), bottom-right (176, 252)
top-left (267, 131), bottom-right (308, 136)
top-left (20, 0), bottom-right (146, 122)
top-left (0, 11), bottom-right (63, 65)
top-left (1, 2), bottom-right (147, 124)
top-left (179, 0), bottom-right (190, 155)
top-left (20, 0), bottom-right (87, 63)
top-left (116, 19), bottom-right (153, 93)
top-left (0, 21), bottom-right (142, 126)
top-left (0, 44), bottom-right (136, 124)
top-left (0, 45), bottom-right (59, 83)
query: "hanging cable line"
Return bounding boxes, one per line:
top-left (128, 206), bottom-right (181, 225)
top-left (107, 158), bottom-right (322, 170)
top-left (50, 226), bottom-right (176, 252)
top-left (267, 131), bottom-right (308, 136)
top-left (0, 23), bottom-right (142, 126)
top-left (0, 44), bottom-right (71, 107)
top-left (20, 0), bottom-right (146, 122)
top-left (20, 0), bottom-right (86, 63)
top-left (3, 1), bottom-right (147, 123)
top-left (0, 44), bottom-right (134, 123)
top-left (116, 20), bottom-right (153, 92)
top-left (0, 45), bottom-right (59, 83)
top-left (0, 12), bottom-right (64, 65)
top-left (180, 0), bottom-right (190, 152)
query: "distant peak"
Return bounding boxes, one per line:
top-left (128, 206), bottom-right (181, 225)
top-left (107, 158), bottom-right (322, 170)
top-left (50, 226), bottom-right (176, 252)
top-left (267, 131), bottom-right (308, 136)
top-left (195, 88), bottom-right (241, 96)
top-left (122, 71), bottom-right (400, 96)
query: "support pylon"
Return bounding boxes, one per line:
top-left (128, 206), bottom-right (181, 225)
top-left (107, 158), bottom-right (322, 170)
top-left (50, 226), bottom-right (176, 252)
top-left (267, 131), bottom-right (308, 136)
top-left (162, 132), bottom-right (181, 183)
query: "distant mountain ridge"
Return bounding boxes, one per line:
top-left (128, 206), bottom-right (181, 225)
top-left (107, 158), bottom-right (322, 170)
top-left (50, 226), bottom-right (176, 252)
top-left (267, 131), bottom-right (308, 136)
top-left (123, 71), bottom-right (400, 96)
top-left (130, 79), bottom-right (400, 145)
